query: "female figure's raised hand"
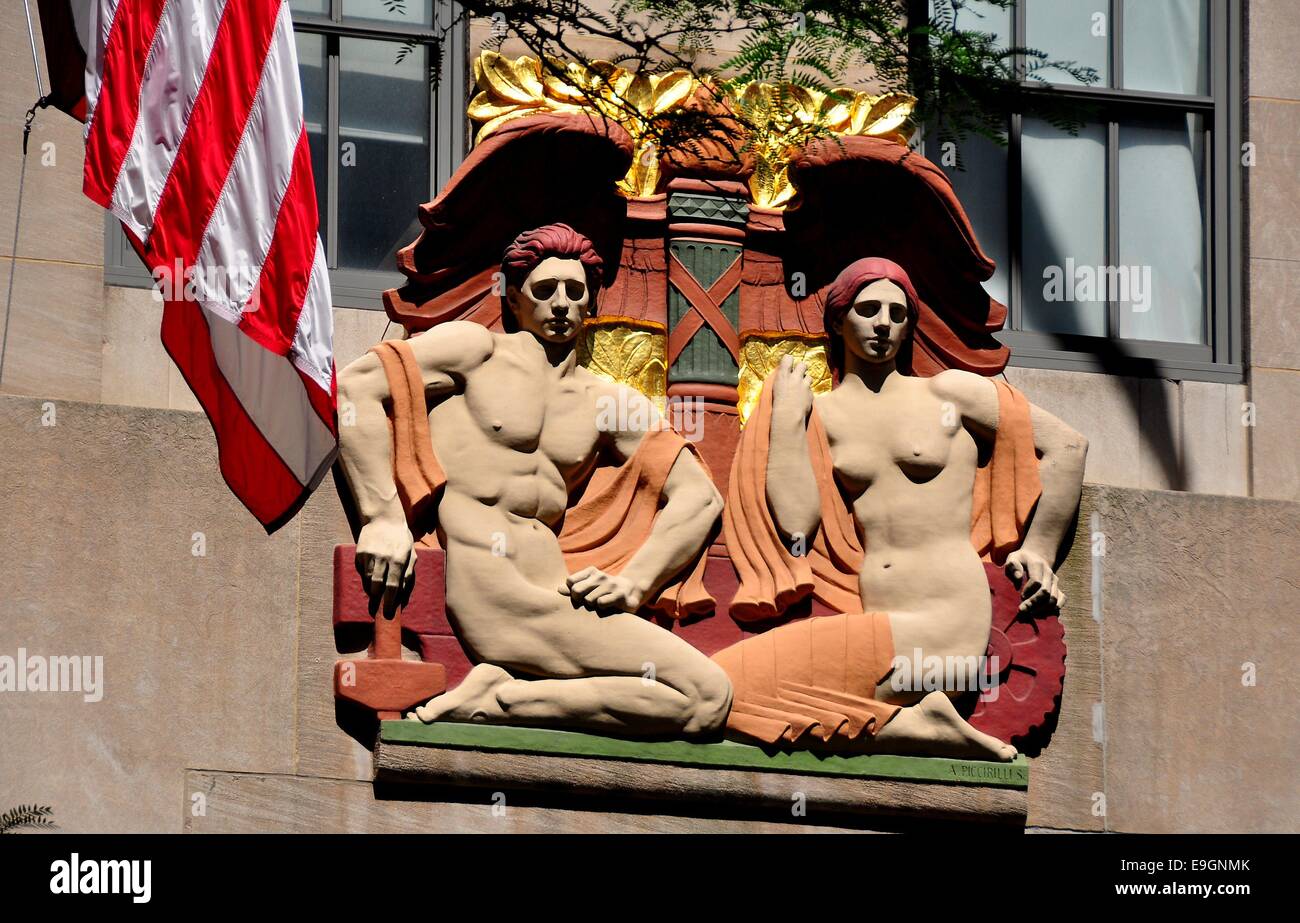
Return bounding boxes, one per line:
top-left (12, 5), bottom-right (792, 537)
top-left (770, 354), bottom-right (814, 427)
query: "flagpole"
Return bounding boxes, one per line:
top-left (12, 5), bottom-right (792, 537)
top-left (24, 0), bottom-right (46, 99)
top-left (0, 0), bottom-right (49, 388)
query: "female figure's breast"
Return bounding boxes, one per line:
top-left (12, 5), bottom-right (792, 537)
top-left (889, 414), bottom-right (958, 481)
top-left (824, 388), bottom-right (972, 511)
top-left (821, 390), bottom-right (988, 620)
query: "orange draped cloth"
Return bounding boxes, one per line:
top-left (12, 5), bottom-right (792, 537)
top-left (714, 376), bottom-right (1042, 746)
top-left (369, 339), bottom-right (715, 620)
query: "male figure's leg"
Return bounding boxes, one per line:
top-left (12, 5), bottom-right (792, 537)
top-left (418, 543), bottom-right (732, 737)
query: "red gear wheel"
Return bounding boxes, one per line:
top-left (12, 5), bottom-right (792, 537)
top-left (967, 563), bottom-right (1067, 747)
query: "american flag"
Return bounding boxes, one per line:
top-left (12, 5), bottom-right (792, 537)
top-left (39, 0), bottom-right (337, 531)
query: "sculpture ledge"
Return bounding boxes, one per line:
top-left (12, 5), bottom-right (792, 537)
top-left (374, 721), bottom-right (1028, 828)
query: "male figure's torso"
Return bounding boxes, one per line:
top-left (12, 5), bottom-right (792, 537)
top-left (426, 330), bottom-right (616, 571)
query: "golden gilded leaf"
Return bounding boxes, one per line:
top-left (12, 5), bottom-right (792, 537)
top-left (473, 108), bottom-right (541, 145)
top-left (818, 87), bottom-right (857, 131)
top-left (623, 73), bottom-right (654, 119)
top-left (466, 91), bottom-right (520, 123)
top-left (736, 335), bottom-right (833, 425)
top-left (476, 50), bottom-right (544, 105)
top-left (607, 67), bottom-right (635, 99)
top-left (585, 59), bottom-right (621, 82)
top-left (651, 71), bottom-right (694, 115)
top-left (541, 56), bottom-right (586, 102)
top-left (618, 142), bottom-right (661, 198)
top-left (749, 170), bottom-right (795, 210)
top-left (511, 55), bottom-right (546, 99)
top-left (785, 85), bottom-right (819, 124)
top-left (852, 93), bottom-right (916, 137)
top-left (846, 94), bottom-right (873, 134)
top-left (738, 81), bottom-right (770, 113)
top-left (579, 322), bottom-right (667, 404)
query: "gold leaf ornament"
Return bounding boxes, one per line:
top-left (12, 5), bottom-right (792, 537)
top-left (579, 320), bottom-right (668, 408)
top-left (736, 335), bottom-right (833, 426)
top-left (477, 51), bottom-right (544, 105)
top-left (468, 51), bottom-right (697, 198)
top-left (736, 82), bottom-right (820, 209)
top-left (849, 92), bottom-right (915, 141)
top-left (651, 71), bottom-right (694, 115)
top-left (541, 56), bottom-right (588, 102)
top-left (817, 87), bottom-right (858, 132)
top-left (623, 73), bottom-right (654, 126)
top-left (466, 52), bottom-right (916, 205)
top-left (468, 52), bottom-right (557, 143)
top-left (621, 142), bottom-right (661, 199)
top-left (737, 83), bottom-right (917, 208)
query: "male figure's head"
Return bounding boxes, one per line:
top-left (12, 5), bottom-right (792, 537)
top-left (500, 223), bottom-right (604, 344)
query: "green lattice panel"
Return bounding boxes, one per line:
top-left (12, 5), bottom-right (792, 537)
top-left (668, 239), bottom-right (741, 387)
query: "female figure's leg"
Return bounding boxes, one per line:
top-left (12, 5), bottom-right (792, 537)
top-left (711, 610), bottom-right (1016, 761)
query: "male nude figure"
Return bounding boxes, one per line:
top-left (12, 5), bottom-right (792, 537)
top-left (336, 224), bottom-right (732, 737)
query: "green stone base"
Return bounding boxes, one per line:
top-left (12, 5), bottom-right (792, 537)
top-left (379, 721), bottom-right (1028, 789)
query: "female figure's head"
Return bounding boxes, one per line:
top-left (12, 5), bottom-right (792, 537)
top-left (823, 257), bottom-right (921, 374)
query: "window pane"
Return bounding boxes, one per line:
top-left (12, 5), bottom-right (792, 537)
top-left (338, 38), bottom-right (430, 271)
top-left (1118, 113), bottom-right (1206, 344)
top-left (950, 0), bottom-right (1012, 46)
top-left (929, 0), bottom-right (1011, 45)
top-left (927, 4), bottom-right (1012, 309)
top-left (1025, 0), bottom-right (1109, 86)
top-left (1020, 118), bottom-right (1108, 337)
top-left (1123, 0), bottom-right (1208, 96)
top-left (937, 129), bottom-right (1010, 307)
top-left (342, 0), bottom-right (434, 26)
top-left (295, 31), bottom-right (328, 249)
top-left (290, 0), bottom-right (330, 15)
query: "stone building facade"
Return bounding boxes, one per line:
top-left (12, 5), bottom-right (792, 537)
top-left (0, 1), bottom-right (1296, 832)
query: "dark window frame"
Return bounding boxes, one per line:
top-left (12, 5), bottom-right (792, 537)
top-left (912, 0), bottom-right (1243, 383)
top-left (104, 1), bottom-right (469, 311)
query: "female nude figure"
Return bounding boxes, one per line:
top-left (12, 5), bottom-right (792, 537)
top-left (712, 257), bottom-right (1088, 761)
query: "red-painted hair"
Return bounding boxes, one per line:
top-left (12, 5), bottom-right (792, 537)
top-left (823, 257), bottom-right (922, 374)
top-left (501, 223), bottom-right (603, 291)
top-left (499, 223), bottom-right (604, 332)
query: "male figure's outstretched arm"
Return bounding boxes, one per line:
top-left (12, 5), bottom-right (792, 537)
top-left (336, 322), bottom-right (495, 613)
top-left (564, 384), bottom-right (723, 613)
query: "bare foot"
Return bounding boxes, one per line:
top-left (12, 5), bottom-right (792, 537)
top-left (411, 663), bottom-right (513, 724)
top-left (875, 690), bottom-right (1018, 762)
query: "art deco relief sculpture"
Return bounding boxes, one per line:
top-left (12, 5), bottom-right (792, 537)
top-left (713, 258), bottom-right (1088, 761)
top-left (331, 52), bottom-right (1085, 765)
top-left (336, 224), bottom-right (733, 738)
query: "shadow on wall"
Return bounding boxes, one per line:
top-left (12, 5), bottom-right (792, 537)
top-left (1015, 165), bottom-right (1185, 491)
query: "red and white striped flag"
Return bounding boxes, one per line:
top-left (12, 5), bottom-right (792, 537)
top-left (43, 0), bottom-right (337, 531)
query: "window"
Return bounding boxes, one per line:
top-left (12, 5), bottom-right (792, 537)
top-left (920, 0), bottom-right (1242, 382)
top-left (104, 0), bottom-right (468, 310)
